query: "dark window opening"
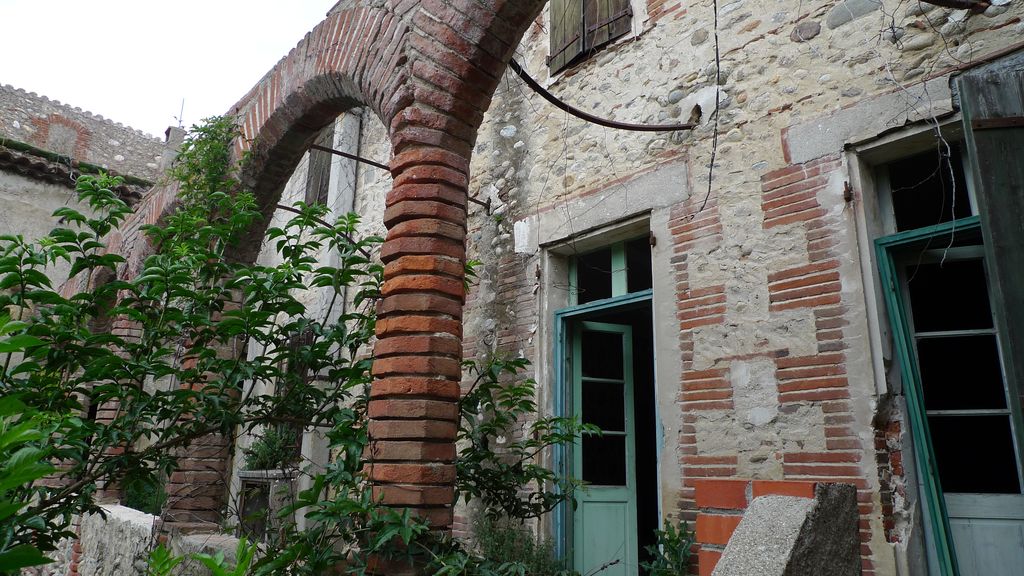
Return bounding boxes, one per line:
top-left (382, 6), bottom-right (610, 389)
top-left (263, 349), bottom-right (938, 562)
top-left (928, 415), bottom-right (1021, 494)
top-left (572, 236), bottom-right (651, 305)
top-left (576, 247), bottom-right (613, 304)
top-left (887, 144), bottom-right (970, 232)
top-left (626, 236), bottom-right (652, 293)
top-left (906, 259), bottom-right (992, 332)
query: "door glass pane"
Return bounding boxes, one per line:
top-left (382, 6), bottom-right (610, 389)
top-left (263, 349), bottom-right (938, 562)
top-left (581, 330), bottom-right (623, 379)
top-left (626, 237), bottom-right (652, 293)
top-left (907, 259), bottom-right (993, 332)
top-left (888, 145), bottom-right (971, 232)
top-left (582, 435), bottom-right (626, 485)
top-left (577, 248), bottom-right (612, 304)
top-left (918, 335), bottom-right (1006, 411)
top-left (929, 415), bottom-right (1021, 494)
top-left (583, 381), bottom-right (625, 431)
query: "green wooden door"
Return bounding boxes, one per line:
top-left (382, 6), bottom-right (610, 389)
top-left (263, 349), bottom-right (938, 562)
top-left (572, 321), bottom-right (637, 576)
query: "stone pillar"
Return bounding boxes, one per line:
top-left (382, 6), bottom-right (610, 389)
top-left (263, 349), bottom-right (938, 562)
top-left (367, 145), bottom-right (469, 531)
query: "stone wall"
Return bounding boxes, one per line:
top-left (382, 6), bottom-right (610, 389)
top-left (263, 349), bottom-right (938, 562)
top-left (445, 1), bottom-right (1024, 575)
top-left (0, 83), bottom-right (168, 181)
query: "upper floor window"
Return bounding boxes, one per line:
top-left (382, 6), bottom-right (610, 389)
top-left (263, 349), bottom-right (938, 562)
top-left (570, 236), bottom-right (651, 305)
top-left (549, 0), bottom-right (633, 74)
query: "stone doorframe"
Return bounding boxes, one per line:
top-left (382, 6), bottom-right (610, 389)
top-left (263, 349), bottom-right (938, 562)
top-left (104, 0), bottom-right (550, 533)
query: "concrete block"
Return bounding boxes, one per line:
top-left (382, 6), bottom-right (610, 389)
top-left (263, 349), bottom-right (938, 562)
top-left (712, 483), bottom-right (859, 576)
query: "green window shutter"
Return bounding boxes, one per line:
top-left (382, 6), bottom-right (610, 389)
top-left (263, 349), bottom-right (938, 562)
top-left (959, 69), bottom-right (1024, 459)
top-left (549, 0), bottom-right (584, 73)
top-left (585, 0), bottom-right (632, 52)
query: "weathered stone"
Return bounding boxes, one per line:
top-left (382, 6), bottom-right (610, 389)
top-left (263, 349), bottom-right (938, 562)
top-left (901, 33), bottom-right (936, 51)
top-left (691, 28), bottom-right (710, 45)
top-left (882, 26), bottom-right (906, 43)
top-left (826, 0), bottom-right (882, 29)
top-left (790, 20), bottom-right (821, 42)
top-left (712, 484), bottom-right (859, 576)
top-left (668, 89), bottom-right (687, 104)
top-left (984, 4), bottom-right (1010, 16)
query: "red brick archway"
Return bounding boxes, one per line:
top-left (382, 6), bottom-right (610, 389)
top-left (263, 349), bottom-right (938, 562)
top-left (105, 0), bottom-right (550, 533)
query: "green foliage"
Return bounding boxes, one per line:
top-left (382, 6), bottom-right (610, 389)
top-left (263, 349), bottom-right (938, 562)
top-left (146, 538), bottom-right (255, 576)
top-left (146, 544), bottom-right (184, 576)
top-left (194, 537), bottom-right (257, 576)
top-left (458, 357), bottom-right (597, 521)
top-left (640, 519), bottom-right (695, 576)
top-left (0, 397), bottom-right (56, 574)
top-left (122, 471), bottom-right (168, 516)
top-left (471, 516), bottom-right (574, 576)
top-left (243, 425), bottom-right (300, 471)
top-left (2, 116), bottom-right (589, 576)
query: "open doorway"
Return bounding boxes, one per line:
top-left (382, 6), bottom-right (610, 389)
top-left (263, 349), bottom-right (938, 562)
top-left (556, 236), bottom-right (659, 576)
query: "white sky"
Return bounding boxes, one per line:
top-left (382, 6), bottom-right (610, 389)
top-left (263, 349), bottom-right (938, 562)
top-left (0, 1), bottom-right (337, 138)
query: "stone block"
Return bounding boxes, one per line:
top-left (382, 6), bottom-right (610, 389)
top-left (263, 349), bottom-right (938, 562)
top-left (712, 483), bottom-right (859, 576)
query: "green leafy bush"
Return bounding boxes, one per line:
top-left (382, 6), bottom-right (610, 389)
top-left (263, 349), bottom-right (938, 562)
top-left (473, 516), bottom-right (573, 576)
top-left (243, 425), bottom-right (300, 471)
top-left (2, 116), bottom-right (592, 575)
top-left (640, 519), bottom-right (696, 576)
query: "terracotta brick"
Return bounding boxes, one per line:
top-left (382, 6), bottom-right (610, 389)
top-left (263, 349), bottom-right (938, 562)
top-left (377, 293), bottom-right (463, 319)
top-left (370, 377), bottom-right (461, 399)
top-left (368, 398), bottom-right (459, 421)
top-left (693, 479), bottom-right (749, 510)
top-left (751, 480), bottom-right (817, 499)
top-left (368, 463), bottom-right (455, 484)
top-left (371, 484), bottom-right (454, 506)
top-left (375, 315), bottom-right (462, 338)
top-left (696, 513), bottom-right (743, 546)
top-left (374, 334), bottom-right (462, 358)
top-left (382, 273), bottom-right (465, 299)
top-left (387, 182), bottom-right (467, 208)
top-left (368, 419), bottom-right (457, 440)
top-left (367, 440), bottom-right (456, 462)
top-left (384, 254), bottom-right (465, 279)
top-left (380, 236), bottom-right (465, 263)
top-left (698, 548), bottom-right (722, 576)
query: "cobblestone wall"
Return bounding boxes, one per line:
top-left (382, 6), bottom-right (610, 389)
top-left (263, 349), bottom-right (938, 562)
top-left (0, 83), bottom-right (168, 181)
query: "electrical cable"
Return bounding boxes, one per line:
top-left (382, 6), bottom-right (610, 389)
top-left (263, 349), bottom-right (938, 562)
top-left (507, 59), bottom-right (696, 132)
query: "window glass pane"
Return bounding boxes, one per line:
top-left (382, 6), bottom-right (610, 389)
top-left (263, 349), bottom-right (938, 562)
top-left (583, 381), bottom-right (625, 431)
top-left (581, 330), bottom-right (623, 379)
top-left (906, 259), bottom-right (992, 332)
top-left (576, 248), bottom-right (612, 304)
top-left (626, 237), bottom-right (652, 293)
top-left (928, 415), bottom-right (1021, 494)
top-left (918, 335), bottom-right (1006, 411)
top-left (582, 435), bottom-right (626, 486)
top-left (888, 145), bottom-right (971, 232)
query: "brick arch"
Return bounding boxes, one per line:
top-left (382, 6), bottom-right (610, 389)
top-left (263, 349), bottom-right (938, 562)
top-left (217, 0), bottom-right (550, 534)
